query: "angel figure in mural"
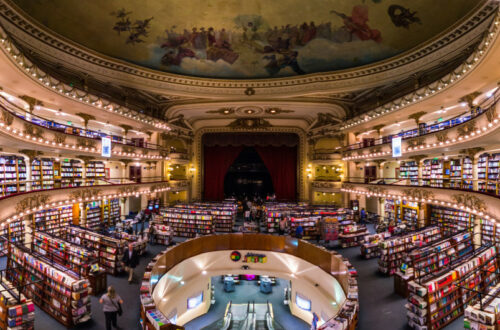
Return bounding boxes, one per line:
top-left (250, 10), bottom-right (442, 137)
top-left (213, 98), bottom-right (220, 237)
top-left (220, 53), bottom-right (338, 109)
top-left (127, 17), bottom-right (154, 44)
top-left (111, 9), bottom-right (132, 34)
top-left (330, 5), bottom-right (382, 42)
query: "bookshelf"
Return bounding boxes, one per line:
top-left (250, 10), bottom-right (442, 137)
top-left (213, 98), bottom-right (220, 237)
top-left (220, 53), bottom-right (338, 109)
top-left (406, 246), bottom-right (498, 330)
top-left (7, 245), bottom-right (92, 326)
top-left (399, 160), bottom-right (419, 185)
top-left (462, 157), bottom-right (474, 190)
top-left (33, 206), bottom-right (73, 236)
top-left (266, 211), bottom-right (283, 233)
top-left (85, 161), bottom-right (105, 183)
top-left (290, 216), bottom-right (320, 240)
top-left (0, 155), bottom-right (26, 196)
top-left (60, 159), bottom-right (83, 187)
top-left (464, 282), bottom-right (500, 330)
top-left (422, 159), bottom-right (431, 186)
top-left (0, 236), bottom-right (6, 257)
top-left (212, 209), bottom-right (235, 232)
top-left (339, 224), bottom-right (369, 248)
top-left (487, 153), bottom-right (500, 194)
top-left (32, 231), bottom-right (98, 277)
top-left (0, 276), bottom-right (35, 330)
top-left (83, 201), bottom-right (103, 231)
top-left (162, 208), bottom-right (213, 238)
top-left (3, 220), bottom-right (25, 245)
top-left (109, 198), bottom-right (121, 225)
top-left (361, 232), bottom-right (390, 259)
top-left (478, 153), bottom-right (489, 193)
top-left (449, 159), bottom-right (462, 188)
top-left (430, 206), bottom-right (473, 236)
top-left (394, 231), bottom-right (474, 297)
top-left (402, 204), bottom-right (419, 231)
top-left (66, 226), bottom-right (124, 275)
top-left (151, 221), bottom-right (172, 245)
top-left (378, 226), bottom-right (441, 275)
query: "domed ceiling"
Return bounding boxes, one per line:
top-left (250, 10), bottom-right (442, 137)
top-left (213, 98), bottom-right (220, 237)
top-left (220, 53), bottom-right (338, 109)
top-left (11, 0), bottom-right (480, 79)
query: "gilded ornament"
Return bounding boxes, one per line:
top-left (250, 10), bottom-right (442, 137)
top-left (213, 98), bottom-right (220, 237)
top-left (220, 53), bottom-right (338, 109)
top-left (15, 194), bottom-right (50, 213)
top-left (452, 194), bottom-right (486, 212)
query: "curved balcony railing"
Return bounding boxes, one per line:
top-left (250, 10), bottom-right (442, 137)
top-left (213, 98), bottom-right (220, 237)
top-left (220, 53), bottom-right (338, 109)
top-left (0, 177), bottom-right (191, 225)
top-left (0, 176), bottom-right (192, 200)
top-left (343, 177), bottom-right (500, 197)
top-left (0, 95), bottom-right (166, 149)
top-left (0, 98), bottom-right (180, 160)
top-left (342, 177), bottom-right (500, 225)
top-left (343, 88), bottom-right (500, 153)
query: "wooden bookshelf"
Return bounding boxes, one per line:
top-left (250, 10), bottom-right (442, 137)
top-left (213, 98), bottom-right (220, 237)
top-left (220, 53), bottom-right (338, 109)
top-left (378, 227), bottom-right (442, 275)
top-left (290, 216), bottom-right (320, 240)
top-left (0, 155), bottom-right (26, 196)
top-left (162, 208), bottom-right (213, 238)
top-left (430, 205), bottom-right (473, 236)
top-left (66, 226), bottom-right (125, 275)
top-left (0, 275), bottom-right (35, 330)
top-left (361, 232), bottom-right (390, 259)
top-left (7, 245), bottom-right (92, 326)
top-left (406, 246), bottom-right (498, 330)
top-left (339, 224), bottom-right (369, 248)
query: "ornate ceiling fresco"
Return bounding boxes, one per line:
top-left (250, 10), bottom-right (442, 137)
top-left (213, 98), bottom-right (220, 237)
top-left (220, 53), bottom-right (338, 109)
top-left (10, 0), bottom-right (480, 79)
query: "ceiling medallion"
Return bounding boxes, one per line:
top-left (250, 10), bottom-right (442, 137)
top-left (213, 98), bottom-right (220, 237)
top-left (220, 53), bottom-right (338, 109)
top-left (236, 106), bottom-right (264, 116)
top-left (227, 118), bottom-right (272, 130)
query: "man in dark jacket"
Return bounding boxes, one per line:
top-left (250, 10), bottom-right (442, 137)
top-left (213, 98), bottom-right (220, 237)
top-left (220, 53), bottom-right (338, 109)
top-left (123, 243), bottom-right (139, 284)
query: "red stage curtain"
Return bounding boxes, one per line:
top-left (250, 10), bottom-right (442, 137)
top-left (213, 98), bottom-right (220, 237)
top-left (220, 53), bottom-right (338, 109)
top-left (255, 146), bottom-right (297, 200)
top-left (203, 146), bottom-right (243, 200)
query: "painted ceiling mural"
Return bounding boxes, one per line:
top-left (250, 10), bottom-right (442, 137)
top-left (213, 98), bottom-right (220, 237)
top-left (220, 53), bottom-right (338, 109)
top-left (10, 0), bottom-right (479, 79)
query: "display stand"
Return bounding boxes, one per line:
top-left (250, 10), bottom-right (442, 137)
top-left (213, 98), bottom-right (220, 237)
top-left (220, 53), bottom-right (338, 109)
top-left (464, 282), bottom-right (500, 330)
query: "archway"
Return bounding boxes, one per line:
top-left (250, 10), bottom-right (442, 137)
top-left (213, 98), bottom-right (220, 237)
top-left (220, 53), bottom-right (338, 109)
top-left (223, 147), bottom-right (274, 199)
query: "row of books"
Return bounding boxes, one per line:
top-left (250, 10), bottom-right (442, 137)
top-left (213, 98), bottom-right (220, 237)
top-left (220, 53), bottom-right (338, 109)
top-left (0, 277), bottom-right (35, 329)
top-left (7, 245), bottom-right (92, 326)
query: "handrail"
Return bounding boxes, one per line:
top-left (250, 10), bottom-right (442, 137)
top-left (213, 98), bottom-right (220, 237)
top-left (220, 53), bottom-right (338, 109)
top-left (0, 95), bottom-right (174, 151)
top-left (0, 176), bottom-right (169, 199)
top-left (343, 87), bottom-right (500, 151)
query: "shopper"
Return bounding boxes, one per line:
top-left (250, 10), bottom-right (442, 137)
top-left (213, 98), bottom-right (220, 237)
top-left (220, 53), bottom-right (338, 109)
top-left (295, 224), bottom-right (304, 239)
top-left (360, 208), bottom-right (367, 224)
top-left (123, 243), bottom-right (139, 283)
top-left (244, 209), bottom-right (250, 222)
top-left (279, 217), bottom-right (287, 235)
top-left (148, 225), bottom-right (156, 244)
top-left (99, 286), bottom-right (123, 330)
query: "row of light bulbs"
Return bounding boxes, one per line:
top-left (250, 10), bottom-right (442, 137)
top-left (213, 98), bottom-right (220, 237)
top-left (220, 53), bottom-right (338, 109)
top-left (341, 188), bottom-right (497, 224)
top-left (0, 121), bottom-right (170, 160)
top-left (1, 185), bottom-right (185, 227)
top-left (0, 33), bottom-right (171, 131)
top-left (343, 116), bottom-right (500, 161)
top-left (340, 14), bottom-right (500, 130)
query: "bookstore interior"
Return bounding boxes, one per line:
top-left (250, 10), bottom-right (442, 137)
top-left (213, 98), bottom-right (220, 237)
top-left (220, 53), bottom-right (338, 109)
top-left (0, 1), bottom-right (500, 330)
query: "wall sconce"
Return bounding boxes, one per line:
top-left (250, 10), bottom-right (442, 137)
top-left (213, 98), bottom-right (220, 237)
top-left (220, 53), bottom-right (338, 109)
top-left (189, 165), bottom-right (196, 178)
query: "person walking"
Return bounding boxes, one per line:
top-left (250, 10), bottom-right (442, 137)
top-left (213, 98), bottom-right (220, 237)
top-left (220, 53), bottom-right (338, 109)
top-left (122, 243), bottom-right (139, 283)
top-left (279, 217), bottom-right (287, 235)
top-left (99, 286), bottom-right (123, 330)
top-left (148, 224), bottom-right (156, 245)
top-left (360, 208), bottom-right (367, 224)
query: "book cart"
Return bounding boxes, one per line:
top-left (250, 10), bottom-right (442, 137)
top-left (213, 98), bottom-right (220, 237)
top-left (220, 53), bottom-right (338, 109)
top-left (406, 246), bottom-right (498, 330)
top-left (394, 231), bottom-right (474, 297)
top-left (6, 245), bottom-right (92, 327)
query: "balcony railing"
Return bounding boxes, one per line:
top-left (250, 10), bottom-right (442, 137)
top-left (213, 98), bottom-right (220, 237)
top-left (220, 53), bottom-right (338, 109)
top-left (0, 176), bottom-right (169, 200)
top-left (0, 96), bottom-right (166, 151)
top-left (343, 177), bottom-right (500, 198)
top-left (344, 88), bottom-right (500, 151)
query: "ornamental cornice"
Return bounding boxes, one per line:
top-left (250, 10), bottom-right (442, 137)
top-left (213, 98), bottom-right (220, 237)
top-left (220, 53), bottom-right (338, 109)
top-left (0, 0), bottom-right (494, 98)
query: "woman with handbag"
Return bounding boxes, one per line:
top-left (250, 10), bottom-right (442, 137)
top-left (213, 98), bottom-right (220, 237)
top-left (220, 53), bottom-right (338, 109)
top-left (99, 286), bottom-right (123, 330)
